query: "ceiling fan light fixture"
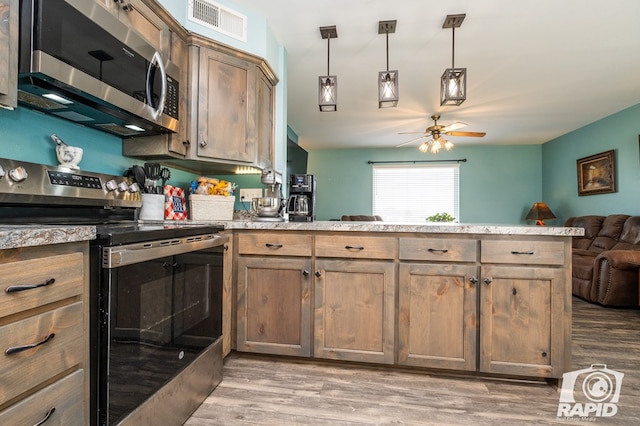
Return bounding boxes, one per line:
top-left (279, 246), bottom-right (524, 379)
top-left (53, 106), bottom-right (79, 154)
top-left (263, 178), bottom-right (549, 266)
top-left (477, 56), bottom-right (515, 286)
top-left (378, 20), bottom-right (398, 108)
top-left (440, 14), bottom-right (467, 106)
top-left (319, 26), bottom-right (338, 112)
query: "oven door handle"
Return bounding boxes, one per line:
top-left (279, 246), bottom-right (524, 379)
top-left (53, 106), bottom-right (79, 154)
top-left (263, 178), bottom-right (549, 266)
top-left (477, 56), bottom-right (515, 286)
top-left (103, 234), bottom-right (229, 268)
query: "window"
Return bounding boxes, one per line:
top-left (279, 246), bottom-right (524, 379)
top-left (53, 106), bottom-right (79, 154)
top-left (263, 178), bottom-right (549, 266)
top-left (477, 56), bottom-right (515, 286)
top-left (372, 164), bottom-right (459, 222)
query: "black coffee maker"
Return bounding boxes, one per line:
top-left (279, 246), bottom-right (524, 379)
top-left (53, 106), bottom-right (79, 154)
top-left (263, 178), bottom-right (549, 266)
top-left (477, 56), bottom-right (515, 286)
top-left (287, 174), bottom-right (316, 222)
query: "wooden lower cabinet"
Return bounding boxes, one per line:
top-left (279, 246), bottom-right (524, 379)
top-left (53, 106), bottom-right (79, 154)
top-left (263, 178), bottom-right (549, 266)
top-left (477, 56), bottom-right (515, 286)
top-left (314, 259), bottom-right (395, 364)
top-left (479, 265), bottom-right (566, 378)
top-left (236, 256), bottom-right (312, 356)
top-left (398, 263), bottom-right (478, 371)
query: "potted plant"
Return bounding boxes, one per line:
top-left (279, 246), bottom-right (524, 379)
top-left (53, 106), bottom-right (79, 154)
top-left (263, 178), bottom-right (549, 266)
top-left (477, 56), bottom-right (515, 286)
top-left (426, 212), bottom-right (455, 222)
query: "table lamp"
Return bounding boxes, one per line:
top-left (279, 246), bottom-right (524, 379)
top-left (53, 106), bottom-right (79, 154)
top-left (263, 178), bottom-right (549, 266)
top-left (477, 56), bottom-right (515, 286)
top-left (526, 202), bottom-right (556, 226)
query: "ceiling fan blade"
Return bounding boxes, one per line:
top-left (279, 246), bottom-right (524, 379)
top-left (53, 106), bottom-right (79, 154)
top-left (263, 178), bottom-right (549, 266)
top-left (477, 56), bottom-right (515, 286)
top-left (395, 134), bottom-right (429, 148)
top-left (442, 121), bottom-right (467, 132)
top-left (398, 131), bottom-right (427, 135)
top-left (446, 131), bottom-right (486, 137)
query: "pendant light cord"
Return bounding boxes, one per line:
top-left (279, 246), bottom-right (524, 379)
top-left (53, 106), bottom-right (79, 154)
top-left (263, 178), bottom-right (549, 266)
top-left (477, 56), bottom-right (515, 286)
top-left (451, 27), bottom-right (455, 68)
top-left (327, 37), bottom-right (331, 75)
top-left (385, 31), bottom-right (390, 71)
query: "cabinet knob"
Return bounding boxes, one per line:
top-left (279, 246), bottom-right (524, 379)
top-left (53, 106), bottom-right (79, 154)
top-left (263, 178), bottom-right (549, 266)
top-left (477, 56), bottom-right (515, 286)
top-left (469, 277), bottom-right (478, 286)
top-left (302, 270), bottom-right (310, 277)
top-left (483, 277), bottom-right (493, 285)
top-left (183, 140), bottom-right (191, 146)
top-left (199, 139), bottom-right (207, 147)
top-left (315, 271), bottom-right (322, 278)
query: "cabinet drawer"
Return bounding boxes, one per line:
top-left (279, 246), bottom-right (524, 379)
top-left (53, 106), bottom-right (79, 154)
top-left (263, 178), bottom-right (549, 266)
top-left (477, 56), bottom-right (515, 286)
top-left (399, 238), bottom-right (477, 262)
top-left (0, 370), bottom-right (84, 426)
top-left (0, 369), bottom-right (84, 426)
top-left (0, 252), bottom-right (84, 318)
top-left (481, 240), bottom-right (565, 266)
top-left (237, 233), bottom-right (312, 256)
top-left (0, 302), bottom-right (84, 405)
top-left (315, 235), bottom-right (397, 260)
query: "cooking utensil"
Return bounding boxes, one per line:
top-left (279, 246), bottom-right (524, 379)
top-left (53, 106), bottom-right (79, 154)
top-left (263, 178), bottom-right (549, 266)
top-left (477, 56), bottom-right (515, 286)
top-left (159, 167), bottom-right (171, 188)
top-left (143, 162), bottom-right (161, 193)
top-left (132, 165), bottom-right (147, 193)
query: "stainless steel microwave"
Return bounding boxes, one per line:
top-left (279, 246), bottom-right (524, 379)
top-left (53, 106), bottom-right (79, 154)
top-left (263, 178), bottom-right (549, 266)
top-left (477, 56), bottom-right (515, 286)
top-left (18, 0), bottom-right (179, 137)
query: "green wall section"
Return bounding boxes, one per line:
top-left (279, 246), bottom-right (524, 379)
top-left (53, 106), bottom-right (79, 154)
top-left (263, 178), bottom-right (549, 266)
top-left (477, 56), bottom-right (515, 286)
top-left (542, 103), bottom-right (640, 223)
top-left (307, 144), bottom-right (542, 224)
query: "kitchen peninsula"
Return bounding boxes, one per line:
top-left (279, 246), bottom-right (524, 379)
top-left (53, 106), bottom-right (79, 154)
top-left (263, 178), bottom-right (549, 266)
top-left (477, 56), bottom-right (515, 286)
top-left (226, 220), bottom-right (583, 382)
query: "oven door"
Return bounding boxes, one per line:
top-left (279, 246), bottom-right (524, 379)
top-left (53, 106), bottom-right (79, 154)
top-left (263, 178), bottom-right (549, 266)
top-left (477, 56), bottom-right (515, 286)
top-left (96, 234), bottom-right (228, 426)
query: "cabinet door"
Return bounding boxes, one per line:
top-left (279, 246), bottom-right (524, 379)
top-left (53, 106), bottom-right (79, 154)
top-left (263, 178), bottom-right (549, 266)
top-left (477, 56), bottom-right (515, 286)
top-left (479, 265), bottom-right (566, 378)
top-left (314, 260), bottom-right (395, 364)
top-left (0, 0), bottom-right (17, 109)
top-left (398, 263), bottom-right (478, 371)
top-left (196, 47), bottom-right (256, 163)
top-left (255, 68), bottom-right (274, 169)
top-left (236, 257), bottom-right (312, 356)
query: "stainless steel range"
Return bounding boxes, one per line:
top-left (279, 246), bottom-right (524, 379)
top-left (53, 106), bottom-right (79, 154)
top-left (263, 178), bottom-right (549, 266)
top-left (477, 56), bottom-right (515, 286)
top-left (0, 158), bottom-right (228, 426)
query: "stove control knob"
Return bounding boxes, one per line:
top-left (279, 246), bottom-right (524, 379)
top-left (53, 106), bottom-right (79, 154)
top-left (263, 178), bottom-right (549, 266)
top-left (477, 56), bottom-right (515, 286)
top-left (128, 182), bottom-right (141, 193)
top-left (118, 181), bottom-right (129, 192)
top-left (105, 179), bottom-right (118, 191)
top-left (0, 165), bottom-right (5, 178)
top-left (8, 166), bottom-right (28, 182)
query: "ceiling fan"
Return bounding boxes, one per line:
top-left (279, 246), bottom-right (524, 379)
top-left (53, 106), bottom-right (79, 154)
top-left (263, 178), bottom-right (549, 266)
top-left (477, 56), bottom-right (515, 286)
top-left (396, 114), bottom-right (486, 153)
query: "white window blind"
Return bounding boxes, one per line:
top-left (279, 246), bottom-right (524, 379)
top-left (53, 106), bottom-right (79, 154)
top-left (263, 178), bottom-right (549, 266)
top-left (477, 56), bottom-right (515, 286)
top-left (372, 164), bottom-right (459, 222)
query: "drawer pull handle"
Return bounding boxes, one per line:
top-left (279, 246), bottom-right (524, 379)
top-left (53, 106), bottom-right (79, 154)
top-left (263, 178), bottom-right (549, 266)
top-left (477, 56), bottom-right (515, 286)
top-left (427, 248), bottom-right (449, 253)
top-left (511, 250), bottom-right (534, 255)
top-left (265, 243), bottom-right (283, 248)
top-left (6, 333), bottom-right (55, 355)
top-left (6, 278), bottom-right (55, 293)
top-left (34, 407), bottom-right (56, 426)
top-left (345, 245), bottom-right (364, 250)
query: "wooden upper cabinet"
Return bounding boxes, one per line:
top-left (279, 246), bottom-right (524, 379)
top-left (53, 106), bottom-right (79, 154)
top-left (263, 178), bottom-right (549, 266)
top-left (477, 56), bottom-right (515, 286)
top-left (0, 0), bottom-right (18, 109)
top-left (96, 0), bottom-right (170, 56)
top-left (255, 68), bottom-right (274, 169)
top-left (192, 45), bottom-right (257, 163)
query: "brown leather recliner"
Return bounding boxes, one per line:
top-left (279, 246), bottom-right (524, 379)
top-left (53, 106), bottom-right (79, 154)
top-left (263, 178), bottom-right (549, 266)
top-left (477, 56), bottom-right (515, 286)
top-left (565, 215), bottom-right (640, 306)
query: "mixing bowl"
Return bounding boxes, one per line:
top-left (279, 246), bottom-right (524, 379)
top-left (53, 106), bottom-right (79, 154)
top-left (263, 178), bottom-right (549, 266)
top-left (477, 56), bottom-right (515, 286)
top-left (252, 197), bottom-right (283, 217)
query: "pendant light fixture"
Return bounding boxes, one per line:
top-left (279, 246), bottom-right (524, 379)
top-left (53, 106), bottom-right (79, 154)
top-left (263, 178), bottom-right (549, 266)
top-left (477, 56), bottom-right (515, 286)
top-left (378, 20), bottom-right (398, 108)
top-left (318, 25), bottom-right (338, 112)
top-left (440, 14), bottom-right (467, 106)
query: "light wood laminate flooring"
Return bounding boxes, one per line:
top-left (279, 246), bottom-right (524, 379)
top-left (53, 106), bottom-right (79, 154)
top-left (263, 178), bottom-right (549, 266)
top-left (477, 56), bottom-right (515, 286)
top-left (186, 297), bottom-right (640, 425)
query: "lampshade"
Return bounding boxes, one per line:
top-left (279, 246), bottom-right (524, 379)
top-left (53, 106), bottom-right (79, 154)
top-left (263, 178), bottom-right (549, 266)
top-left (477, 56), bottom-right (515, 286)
top-left (526, 202), bottom-right (556, 226)
top-left (319, 26), bottom-right (338, 112)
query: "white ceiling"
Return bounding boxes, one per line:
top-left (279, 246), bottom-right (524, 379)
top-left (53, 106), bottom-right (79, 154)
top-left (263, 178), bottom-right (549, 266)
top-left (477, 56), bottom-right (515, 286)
top-left (231, 0), bottom-right (640, 151)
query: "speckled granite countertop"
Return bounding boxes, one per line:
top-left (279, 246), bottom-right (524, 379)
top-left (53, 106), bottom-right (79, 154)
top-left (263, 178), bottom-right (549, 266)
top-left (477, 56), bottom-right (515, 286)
top-left (166, 219), bottom-right (585, 236)
top-left (0, 225), bottom-right (96, 250)
top-left (0, 220), bottom-right (583, 251)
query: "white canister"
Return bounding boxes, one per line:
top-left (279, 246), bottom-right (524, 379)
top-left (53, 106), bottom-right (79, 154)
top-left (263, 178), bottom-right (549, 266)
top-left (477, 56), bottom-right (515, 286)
top-left (140, 194), bottom-right (165, 221)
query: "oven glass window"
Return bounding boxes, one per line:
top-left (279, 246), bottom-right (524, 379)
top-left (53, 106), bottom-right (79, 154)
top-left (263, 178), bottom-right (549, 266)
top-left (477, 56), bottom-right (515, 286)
top-left (103, 247), bottom-right (223, 425)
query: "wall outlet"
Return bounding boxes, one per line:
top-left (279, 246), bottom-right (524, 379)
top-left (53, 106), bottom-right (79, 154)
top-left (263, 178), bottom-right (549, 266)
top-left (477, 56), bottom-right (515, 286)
top-left (240, 188), bottom-right (263, 201)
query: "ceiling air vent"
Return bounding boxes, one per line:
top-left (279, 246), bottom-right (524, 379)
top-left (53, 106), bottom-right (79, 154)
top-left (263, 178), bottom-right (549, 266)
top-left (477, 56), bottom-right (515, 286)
top-left (188, 0), bottom-right (247, 42)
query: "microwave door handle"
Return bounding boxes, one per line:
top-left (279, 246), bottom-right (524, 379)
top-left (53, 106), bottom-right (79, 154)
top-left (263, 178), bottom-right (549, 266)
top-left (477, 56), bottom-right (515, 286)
top-left (146, 51), bottom-right (167, 120)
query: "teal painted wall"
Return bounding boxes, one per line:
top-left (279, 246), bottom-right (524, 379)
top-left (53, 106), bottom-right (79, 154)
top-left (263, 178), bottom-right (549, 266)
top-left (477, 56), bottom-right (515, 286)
top-left (308, 145), bottom-right (542, 224)
top-left (542, 103), bottom-right (640, 223)
top-left (0, 107), bottom-right (198, 190)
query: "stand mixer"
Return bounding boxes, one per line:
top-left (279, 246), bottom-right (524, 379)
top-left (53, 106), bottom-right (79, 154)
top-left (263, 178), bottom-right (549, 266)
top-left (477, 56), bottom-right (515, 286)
top-left (251, 169), bottom-right (285, 222)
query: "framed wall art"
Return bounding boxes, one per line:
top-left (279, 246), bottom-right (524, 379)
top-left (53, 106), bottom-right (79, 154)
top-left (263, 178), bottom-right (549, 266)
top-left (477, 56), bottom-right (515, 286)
top-left (576, 150), bottom-right (616, 196)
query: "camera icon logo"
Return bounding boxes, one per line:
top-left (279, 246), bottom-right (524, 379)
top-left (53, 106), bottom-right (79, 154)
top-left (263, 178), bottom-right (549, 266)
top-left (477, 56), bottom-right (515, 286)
top-left (557, 364), bottom-right (624, 418)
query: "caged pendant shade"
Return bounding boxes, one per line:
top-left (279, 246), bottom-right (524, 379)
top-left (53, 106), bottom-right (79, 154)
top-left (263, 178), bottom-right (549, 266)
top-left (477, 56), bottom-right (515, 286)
top-left (319, 26), bottom-right (338, 112)
top-left (440, 14), bottom-right (467, 106)
top-left (378, 20), bottom-right (398, 108)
